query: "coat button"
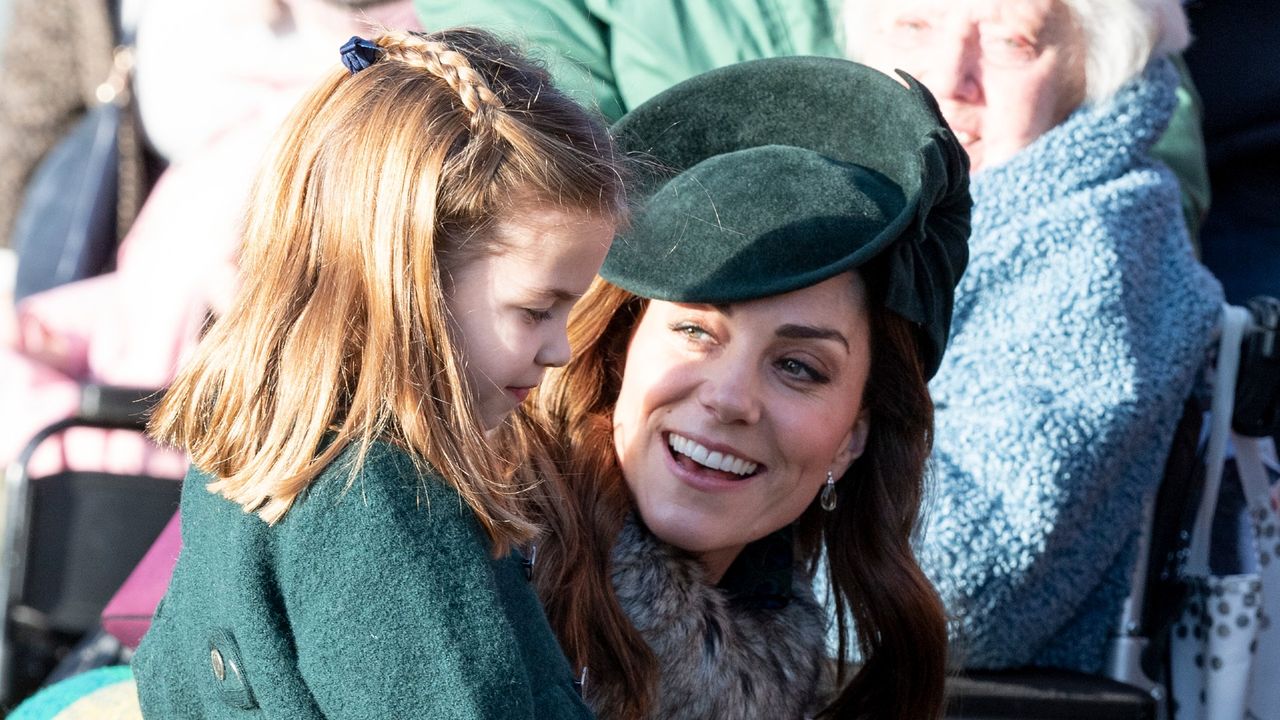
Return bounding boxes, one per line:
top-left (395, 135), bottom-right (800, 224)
top-left (207, 629), bottom-right (259, 710)
top-left (210, 648), bottom-right (226, 681)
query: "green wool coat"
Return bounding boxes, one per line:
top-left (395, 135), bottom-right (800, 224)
top-left (133, 443), bottom-right (591, 719)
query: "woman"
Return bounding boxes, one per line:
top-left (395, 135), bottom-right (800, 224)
top-left (842, 0), bottom-right (1224, 671)
top-left (511, 57), bottom-right (971, 719)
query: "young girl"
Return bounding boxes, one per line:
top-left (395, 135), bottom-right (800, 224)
top-left (132, 28), bottom-right (624, 718)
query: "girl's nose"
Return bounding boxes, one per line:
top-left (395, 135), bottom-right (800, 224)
top-left (536, 324), bottom-right (572, 368)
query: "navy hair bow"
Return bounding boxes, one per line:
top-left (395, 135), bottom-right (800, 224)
top-left (340, 36), bottom-right (382, 74)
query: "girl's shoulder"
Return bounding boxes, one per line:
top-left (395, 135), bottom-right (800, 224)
top-left (279, 440), bottom-right (489, 551)
top-left (303, 440), bottom-right (453, 505)
top-left (177, 441), bottom-right (493, 571)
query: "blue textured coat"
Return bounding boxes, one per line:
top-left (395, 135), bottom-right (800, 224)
top-left (918, 58), bottom-right (1222, 672)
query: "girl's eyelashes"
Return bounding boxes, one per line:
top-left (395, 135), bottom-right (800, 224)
top-left (523, 307), bottom-right (554, 323)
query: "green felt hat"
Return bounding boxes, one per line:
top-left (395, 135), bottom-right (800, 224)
top-left (602, 56), bottom-right (971, 379)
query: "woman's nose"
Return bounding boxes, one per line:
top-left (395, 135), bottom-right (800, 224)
top-left (696, 358), bottom-right (762, 425)
top-left (926, 29), bottom-right (983, 103)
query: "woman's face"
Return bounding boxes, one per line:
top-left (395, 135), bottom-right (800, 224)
top-left (858, 0), bottom-right (1086, 172)
top-left (612, 274), bottom-right (872, 580)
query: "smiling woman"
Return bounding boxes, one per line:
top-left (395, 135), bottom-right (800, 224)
top-left (613, 275), bottom-right (873, 582)
top-left (501, 56), bottom-right (971, 720)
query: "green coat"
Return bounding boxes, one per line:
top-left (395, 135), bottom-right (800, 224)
top-left (413, 0), bottom-right (1208, 237)
top-left (413, 0), bottom-right (841, 122)
top-left (133, 443), bottom-right (591, 719)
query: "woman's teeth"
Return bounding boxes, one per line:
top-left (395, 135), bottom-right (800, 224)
top-left (668, 433), bottom-right (758, 476)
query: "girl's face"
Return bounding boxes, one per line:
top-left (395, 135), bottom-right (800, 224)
top-left (612, 273), bottom-right (873, 581)
top-left (448, 206), bottom-right (614, 429)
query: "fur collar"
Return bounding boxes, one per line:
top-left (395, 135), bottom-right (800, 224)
top-left (590, 514), bottom-right (827, 719)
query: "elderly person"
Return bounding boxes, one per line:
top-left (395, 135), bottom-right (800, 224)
top-left (510, 57), bottom-right (970, 719)
top-left (841, 0), bottom-right (1224, 672)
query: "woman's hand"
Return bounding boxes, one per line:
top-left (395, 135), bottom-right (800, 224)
top-left (15, 311), bottom-right (76, 373)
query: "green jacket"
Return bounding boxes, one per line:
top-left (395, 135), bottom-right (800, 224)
top-left (134, 443), bottom-right (591, 719)
top-left (414, 0), bottom-right (1208, 237)
top-left (414, 0), bottom-right (840, 122)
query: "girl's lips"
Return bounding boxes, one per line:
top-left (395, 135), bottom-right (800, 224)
top-left (507, 387), bottom-right (532, 402)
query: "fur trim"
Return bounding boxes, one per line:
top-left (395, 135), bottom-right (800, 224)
top-left (590, 515), bottom-right (826, 719)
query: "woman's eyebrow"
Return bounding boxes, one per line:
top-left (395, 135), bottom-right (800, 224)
top-left (776, 324), bottom-right (850, 352)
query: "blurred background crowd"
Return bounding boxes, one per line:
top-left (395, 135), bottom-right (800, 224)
top-left (0, 0), bottom-right (1276, 716)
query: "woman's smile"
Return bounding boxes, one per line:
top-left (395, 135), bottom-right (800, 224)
top-left (663, 430), bottom-right (764, 489)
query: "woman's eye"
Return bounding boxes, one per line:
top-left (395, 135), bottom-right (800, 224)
top-left (982, 33), bottom-right (1036, 63)
top-left (890, 17), bottom-right (931, 37)
top-left (776, 357), bottom-right (830, 384)
top-left (523, 307), bottom-right (554, 323)
top-left (669, 322), bottom-right (711, 342)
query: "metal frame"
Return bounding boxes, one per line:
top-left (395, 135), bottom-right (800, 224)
top-left (1106, 303), bottom-right (1274, 720)
top-left (0, 385), bottom-right (160, 705)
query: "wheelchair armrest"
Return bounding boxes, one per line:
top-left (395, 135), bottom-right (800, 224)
top-left (10, 385), bottom-right (165, 473)
top-left (76, 384), bottom-right (163, 426)
top-left (947, 667), bottom-right (1156, 719)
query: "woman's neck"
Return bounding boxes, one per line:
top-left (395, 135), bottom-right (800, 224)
top-left (696, 544), bottom-right (745, 584)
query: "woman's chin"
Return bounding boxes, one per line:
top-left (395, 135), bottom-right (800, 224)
top-left (640, 508), bottom-right (723, 553)
top-left (960, 139), bottom-right (984, 172)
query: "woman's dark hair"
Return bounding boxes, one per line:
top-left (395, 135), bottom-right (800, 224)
top-left (509, 275), bottom-right (948, 719)
top-left (798, 297), bottom-right (948, 719)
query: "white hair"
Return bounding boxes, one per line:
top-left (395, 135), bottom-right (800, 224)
top-left (841, 0), bottom-right (1190, 105)
top-left (1063, 0), bottom-right (1189, 103)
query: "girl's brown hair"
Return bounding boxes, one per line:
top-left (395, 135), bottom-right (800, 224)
top-left (149, 28), bottom-right (625, 553)
top-left (520, 276), bottom-right (948, 719)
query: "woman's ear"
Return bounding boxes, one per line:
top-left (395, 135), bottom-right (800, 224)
top-left (832, 410), bottom-right (871, 479)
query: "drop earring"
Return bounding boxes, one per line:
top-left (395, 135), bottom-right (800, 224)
top-left (820, 470), bottom-right (837, 511)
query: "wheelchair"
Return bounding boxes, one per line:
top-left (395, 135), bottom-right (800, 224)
top-left (0, 385), bottom-right (179, 710)
top-left (946, 296), bottom-right (1280, 719)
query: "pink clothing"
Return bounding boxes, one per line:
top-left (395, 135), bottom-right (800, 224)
top-left (1, 114), bottom-right (272, 477)
top-left (1, 2), bottom-right (422, 479)
top-left (102, 511), bottom-right (181, 648)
